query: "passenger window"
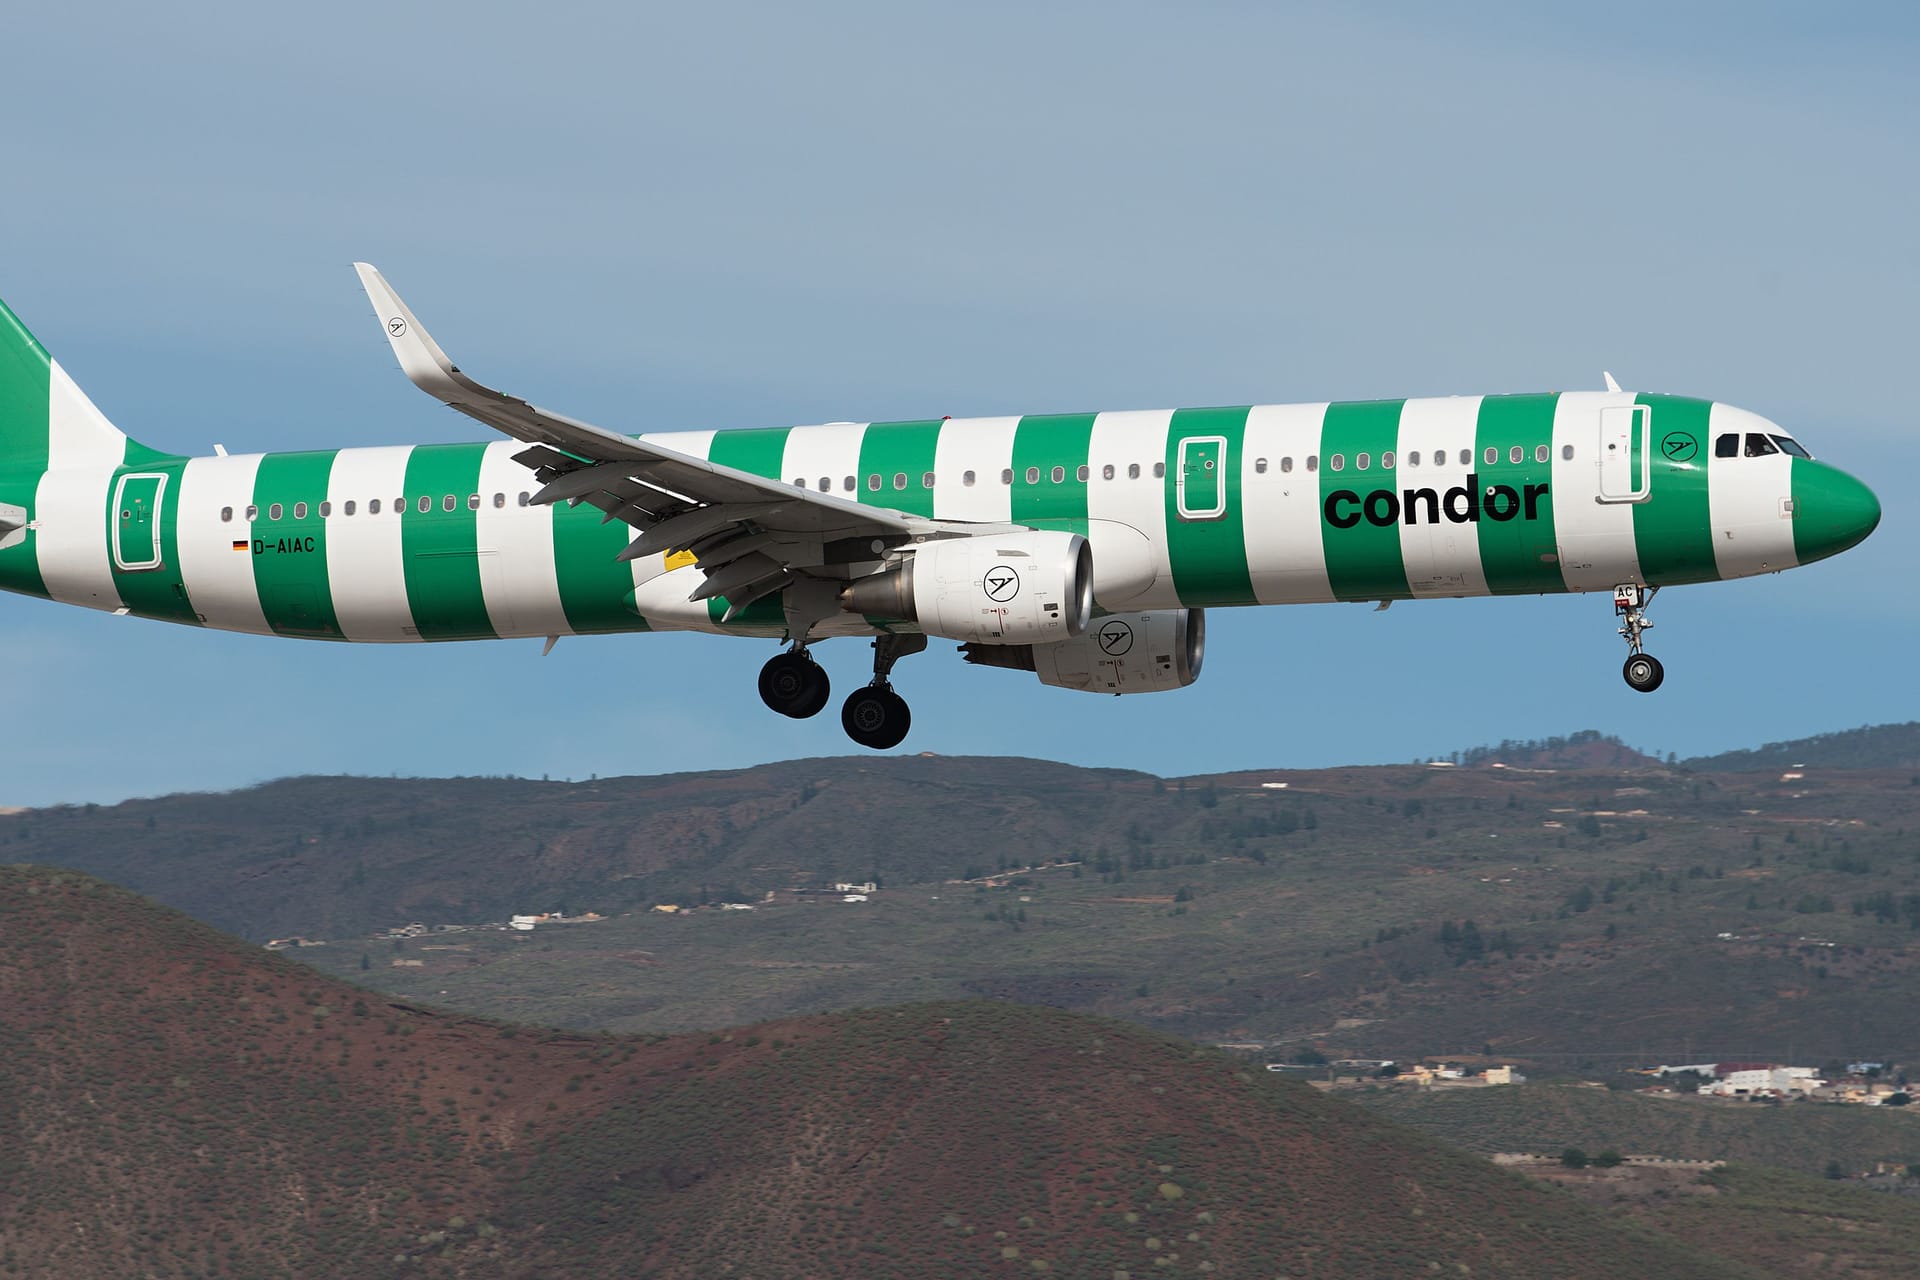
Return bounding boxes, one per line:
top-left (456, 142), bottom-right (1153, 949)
top-left (1050, 466), bottom-right (1065, 483)
top-left (493, 493), bottom-right (505, 508)
top-left (1460, 449), bottom-right (1473, 466)
top-left (345, 500), bottom-right (357, 516)
top-left (245, 504), bottom-right (258, 521)
top-left (1357, 452), bottom-right (1371, 470)
top-left (1254, 457), bottom-right (1268, 474)
top-left (320, 501), bottom-right (332, 517)
top-left (269, 503), bottom-right (283, 520)
top-left (220, 506), bottom-right (233, 522)
top-left (1561, 445), bottom-right (1574, 461)
top-left (1306, 455), bottom-right (1318, 472)
top-left (1076, 465), bottom-right (1089, 482)
top-left (368, 499), bottom-right (380, 515)
top-left (1026, 467), bottom-right (1040, 484)
top-left (442, 494), bottom-right (456, 512)
top-left (293, 502), bottom-right (307, 519)
top-left (467, 494), bottom-right (480, 510)
top-left (1280, 456), bottom-right (1293, 474)
top-left (518, 491), bottom-right (531, 506)
top-left (1484, 447), bottom-right (1498, 466)
top-left (922, 471), bottom-right (935, 489)
top-left (1509, 446), bottom-right (1524, 464)
top-left (1745, 433), bottom-right (1779, 457)
top-left (963, 470), bottom-right (976, 487)
top-left (1534, 444), bottom-right (1549, 464)
top-left (1715, 433), bottom-right (1739, 458)
top-left (396, 497), bottom-right (405, 512)
top-left (892, 472), bottom-right (907, 490)
top-left (867, 475), bottom-right (881, 491)
top-left (1381, 451), bottom-right (1394, 469)
top-left (843, 476), bottom-right (855, 492)
top-left (1152, 462), bottom-right (1165, 478)
top-left (818, 476), bottom-right (832, 491)
top-left (1407, 451), bottom-right (1420, 467)
top-left (1330, 454), bottom-right (1345, 472)
top-left (1002, 469), bottom-right (1014, 485)
top-left (1102, 464), bottom-right (1115, 481)
top-left (793, 477), bottom-right (807, 488)
top-left (1127, 463), bottom-right (1140, 480)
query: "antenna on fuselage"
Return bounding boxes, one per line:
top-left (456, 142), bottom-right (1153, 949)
top-left (1603, 371), bottom-right (1623, 393)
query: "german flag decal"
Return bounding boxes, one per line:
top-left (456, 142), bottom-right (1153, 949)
top-left (232, 540), bottom-right (249, 552)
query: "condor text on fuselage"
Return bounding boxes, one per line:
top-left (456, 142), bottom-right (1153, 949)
top-left (1323, 474), bottom-right (1550, 529)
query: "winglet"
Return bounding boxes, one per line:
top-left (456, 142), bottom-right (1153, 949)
top-left (1603, 370), bottom-right (1623, 393)
top-left (353, 263), bottom-right (484, 404)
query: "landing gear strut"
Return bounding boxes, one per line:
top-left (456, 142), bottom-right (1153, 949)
top-left (1613, 584), bottom-right (1664, 693)
top-left (841, 633), bottom-right (926, 750)
top-left (758, 647), bottom-right (831, 719)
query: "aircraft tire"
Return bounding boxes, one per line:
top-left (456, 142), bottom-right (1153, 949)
top-left (1622, 653), bottom-right (1664, 693)
top-left (842, 684), bottom-right (910, 750)
top-left (759, 652), bottom-right (830, 718)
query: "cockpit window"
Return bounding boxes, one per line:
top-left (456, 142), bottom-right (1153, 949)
top-left (1715, 433), bottom-right (1739, 459)
top-left (1770, 434), bottom-right (1811, 459)
top-left (1744, 433), bottom-right (1779, 457)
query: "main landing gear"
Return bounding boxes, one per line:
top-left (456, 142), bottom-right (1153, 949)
top-left (758, 647), bottom-right (831, 719)
top-left (757, 634), bottom-right (927, 749)
top-left (841, 634), bottom-right (927, 751)
top-left (1613, 584), bottom-right (1664, 693)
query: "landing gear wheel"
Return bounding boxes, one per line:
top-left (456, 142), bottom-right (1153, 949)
top-left (841, 684), bottom-right (911, 750)
top-left (759, 651), bottom-right (831, 719)
top-left (1622, 653), bottom-right (1664, 693)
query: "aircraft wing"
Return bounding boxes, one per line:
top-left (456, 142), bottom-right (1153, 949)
top-left (354, 264), bottom-right (990, 621)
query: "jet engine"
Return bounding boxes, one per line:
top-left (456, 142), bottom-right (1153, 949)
top-left (961, 608), bottom-right (1205, 694)
top-left (839, 530), bottom-right (1094, 645)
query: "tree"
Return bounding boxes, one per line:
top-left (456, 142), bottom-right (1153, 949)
top-left (1291, 1047), bottom-right (1329, 1067)
top-left (1826, 1161), bottom-right (1847, 1180)
top-left (1592, 1150), bottom-right (1623, 1169)
top-left (1886, 1092), bottom-right (1912, 1107)
top-left (1560, 1148), bottom-right (1589, 1169)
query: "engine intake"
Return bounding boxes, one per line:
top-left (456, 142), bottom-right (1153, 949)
top-left (962, 609), bottom-right (1205, 695)
top-left (840, 531), bottom-right (1093, 645)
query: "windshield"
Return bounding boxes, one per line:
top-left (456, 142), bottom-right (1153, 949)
top-left (1770, 434), bottom-right (1812, 459)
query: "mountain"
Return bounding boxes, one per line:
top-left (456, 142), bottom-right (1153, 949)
top-left (0, 865), bottom-right (1754, 1279)
top-left (1686, 723), bottom-right (1920, 772)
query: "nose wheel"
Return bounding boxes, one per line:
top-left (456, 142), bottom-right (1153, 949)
top-left (758, 649), bottom-right (831, 719)
top-left (1613, 585), bottom-right (1664, 694)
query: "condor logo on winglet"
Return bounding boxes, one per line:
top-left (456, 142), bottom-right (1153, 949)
top-left (1324, 474), bottom-right (1549, 529)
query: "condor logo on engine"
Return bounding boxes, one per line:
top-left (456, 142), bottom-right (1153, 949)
top-left (1323, 473), bottom-right (1549, 529)
top-left (982, 566), bottom-right (1020, 602)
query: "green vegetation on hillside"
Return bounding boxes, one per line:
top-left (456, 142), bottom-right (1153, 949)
top-left (1686, 722), bottom-right (1920, 772)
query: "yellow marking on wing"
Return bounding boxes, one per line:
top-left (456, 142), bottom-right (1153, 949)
top-left (663, 549), bottom-right (697, 571)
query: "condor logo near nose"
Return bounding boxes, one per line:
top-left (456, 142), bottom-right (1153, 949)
top-left (1324, 474), bottom-right (1550, 529)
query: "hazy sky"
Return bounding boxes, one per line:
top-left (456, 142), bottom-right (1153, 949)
top-left (1, 1), bottom-right (1913, 804)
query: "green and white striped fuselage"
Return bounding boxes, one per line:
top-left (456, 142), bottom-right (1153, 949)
top-left (0, 393), bottom-right (1877, 641)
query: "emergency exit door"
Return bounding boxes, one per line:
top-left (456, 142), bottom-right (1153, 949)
top-left (111, 473), bottom-right (167, 571)
top-left (1597, 405), bottom-right (1651, 503)
top-left (1176, 436), bottom-right (1228, 520)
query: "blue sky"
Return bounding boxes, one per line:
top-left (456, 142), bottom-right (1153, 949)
top-left (1, 1), bottom-right (1913, 804)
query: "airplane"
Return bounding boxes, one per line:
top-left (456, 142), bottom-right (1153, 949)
top-left (0, 266), bottom-right (1881, 749)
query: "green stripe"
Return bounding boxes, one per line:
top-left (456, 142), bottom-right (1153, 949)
top-left (707, 426), bottom-right (793, 483)
top-left (400, 444), bottom-right (496, 640)
top-left (250, 451), bottom-right (343, 638)
top-left (1319, 400), bottom-right (1412, 601)
top-left (855, 419), bottom-right (943, 518)
top-left (552, 499), bottom-right (645, 634)
top-left (1472, 394), bottom-right (1563, 594)
top-left (107, 460), bottom-right (199, 624)
top-left (1631, 395), bottom-right (1717, 585)
top-left (1162, 406), bottom-right (1255, 606)
top-left (0, 299), bottom-right (51, 466)
top-left (1011, 413), bottom-right (1098, 524)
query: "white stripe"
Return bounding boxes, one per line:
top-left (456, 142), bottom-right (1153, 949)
top-left (1241, 403), bottom-right (1334, 605)
top-left (33, 466), bottom-right (123, 610)
top-left (176, 454), bottom-right (272, 633)
top-left (476, 440), bottom-right (572, 638)
top-left (1086, 409), bottom-right (1178, 608)
top-left (1707, 403), bottom-right (1798, 579)
top-left (1552, 391), bottom-right (1643, 591)
top-left (325, 446), bottom-right (419, 641)
top-left (637, 430), bottom-right (717, 598)
top-left (930, 417), bottom-right (1017, 522)
top-left (46, 360), bottom-right (128, 470)
top-left (1394, 396), bottom-right (1488, 599)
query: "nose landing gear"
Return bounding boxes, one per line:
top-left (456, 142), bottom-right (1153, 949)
top-left (1614, 584), bottom-right (1664, 693)
top-left (841, 633), bottom-right (926, 750)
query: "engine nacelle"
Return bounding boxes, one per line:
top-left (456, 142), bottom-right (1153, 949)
top-left (840, 530), bottom-right (1093, 645)
top-left (962, 609), bottom-right (1205, 695)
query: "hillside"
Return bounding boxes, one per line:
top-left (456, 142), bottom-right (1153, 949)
top-left (12, 745), bottom-right (1920, 1062)
top-left (1686, 722), bottom-right (1920, 772)
top-left (0, 866), bottom-right (1753, 1280)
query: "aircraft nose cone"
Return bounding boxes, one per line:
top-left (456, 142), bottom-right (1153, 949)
top-left (1793, 464), bottom-right (1881, 564)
